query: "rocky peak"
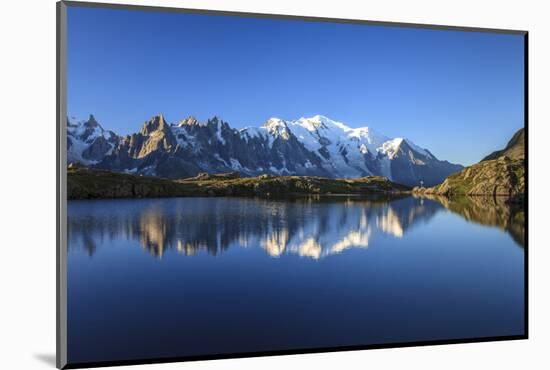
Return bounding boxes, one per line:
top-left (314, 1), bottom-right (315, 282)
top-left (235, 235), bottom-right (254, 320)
top-left (178, 116), bottom-right (199, 127)
top-left (118, 114), bottom-right (179, 160)
top-left (206, 116), bottom-right (224, 127)
top-left (67, 116), bottom-right (78, 127)
top-left (262, 118), bottom-right (291, 140)
top-left (82, 114), bottom-right (100, 129)
top-left (205, 116), bottom-right (232, 133)
top-left (140, 114), bottom-right (169, 136)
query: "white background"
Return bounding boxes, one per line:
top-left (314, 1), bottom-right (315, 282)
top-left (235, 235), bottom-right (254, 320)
top-left (0, 0), bottom-right (548, 369)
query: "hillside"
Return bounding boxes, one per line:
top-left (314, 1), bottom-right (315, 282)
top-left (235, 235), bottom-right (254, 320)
top-left (414, 128), bottom-right (525, 201)
top-left (67, 168), bottom-right (410, 200)
top-left (482, 128), bottom-right (525, 161)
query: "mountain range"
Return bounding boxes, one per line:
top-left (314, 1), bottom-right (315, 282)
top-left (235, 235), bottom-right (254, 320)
top-left (67, 114), bottom-right (463, 187)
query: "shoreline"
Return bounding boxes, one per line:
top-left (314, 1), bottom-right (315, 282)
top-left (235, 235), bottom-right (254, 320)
top-left (67, 168), bottom-right (412, 200)
top-left (67, 167), bottom-right (525, 202)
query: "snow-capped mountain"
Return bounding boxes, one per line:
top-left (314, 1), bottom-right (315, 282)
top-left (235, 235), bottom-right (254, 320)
top-left (67, 114), bottom-right (463, 186)
top-left (67, 115), bottom-right (120, 165)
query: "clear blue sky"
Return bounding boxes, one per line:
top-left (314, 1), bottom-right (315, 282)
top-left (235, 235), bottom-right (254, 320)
top-left (67, 6), bottom-right (524, 165)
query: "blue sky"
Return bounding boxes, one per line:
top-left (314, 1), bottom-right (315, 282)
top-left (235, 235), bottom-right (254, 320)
top-left (67, 6), bottom-right (524, 165)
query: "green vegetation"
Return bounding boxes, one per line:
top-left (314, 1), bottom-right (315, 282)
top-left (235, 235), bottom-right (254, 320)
top-left (67, 167), bottom-right (202, 199)
top-left (412, 127), bottom-right (525, 204)
top-left (414, 157), bottom-right (524, 202)
top-left (67, 168), bottom-right (411, 200)
top-left (178, 172), bottom-right (410, 197)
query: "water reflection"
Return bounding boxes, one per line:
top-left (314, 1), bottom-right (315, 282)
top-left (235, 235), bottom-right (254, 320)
top-left (418, 195), bottom-right (525, 247)
top-left (68, 195), bottom-right (524, 259)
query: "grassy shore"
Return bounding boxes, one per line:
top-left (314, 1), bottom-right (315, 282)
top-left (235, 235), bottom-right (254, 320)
top-left (67, 168), bottom-right (411, 200)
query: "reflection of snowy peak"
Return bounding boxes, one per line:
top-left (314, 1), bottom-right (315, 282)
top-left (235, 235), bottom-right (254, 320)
top-left (67, 114), bottom-right (463, 186)
top-left (69, 197), bottom-right (444, 259)
top-left (260, 197), bottom-right (442, 259)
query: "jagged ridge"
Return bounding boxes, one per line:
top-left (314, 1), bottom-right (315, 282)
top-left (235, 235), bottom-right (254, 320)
top-left (67, 113), bottom-right (463, 186)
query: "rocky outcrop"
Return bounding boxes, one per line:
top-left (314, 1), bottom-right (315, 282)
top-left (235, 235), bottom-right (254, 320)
top-left (82, 135), bottom-right (114, 161)
top-left (417, 156), bottom-right (524, 199)
top-left (130, 114), bottom-right (177, 158)
top-left (414, 128), bottom-right (525, 201)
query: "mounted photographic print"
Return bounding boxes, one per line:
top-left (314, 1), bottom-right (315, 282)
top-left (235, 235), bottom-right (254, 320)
top-left (56, 1), bottom-right (528, 368)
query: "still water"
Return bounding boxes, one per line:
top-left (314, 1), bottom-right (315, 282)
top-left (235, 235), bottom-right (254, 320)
top-left (67, 196), bottom-right (525, 364)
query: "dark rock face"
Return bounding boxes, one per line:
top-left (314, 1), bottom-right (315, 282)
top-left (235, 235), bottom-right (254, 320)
top-left (78, 114), bottom-right (100, 142)
top-left (69, 114), bottom-right (463, 186)
top-left (82, 136), bottom-right (113, 161)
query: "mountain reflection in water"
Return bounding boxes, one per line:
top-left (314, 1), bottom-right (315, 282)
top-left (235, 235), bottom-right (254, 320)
top-left (418, 195), bottom-right (525, 248)
top-left (67, 195), bottom-right (524, 259)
